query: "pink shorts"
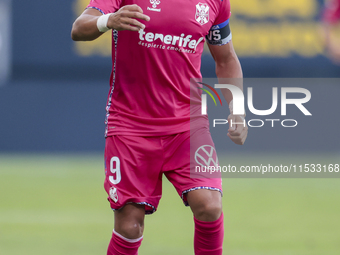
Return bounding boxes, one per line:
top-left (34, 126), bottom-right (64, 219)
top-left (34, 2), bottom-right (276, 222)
top-left (104, 128), bottom-right (222, 214)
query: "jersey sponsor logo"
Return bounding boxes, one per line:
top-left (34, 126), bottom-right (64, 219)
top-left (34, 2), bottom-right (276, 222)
top-left (194, 145), bottom-right (218, 168)
top-left (147, 0), bottom-right (161, 12)
top-left (138, 30), bottom-right (204, 51)
top-left (195, 3), bottom-right (210, 25)
top-left (109, 187), bottom-right (119, 203)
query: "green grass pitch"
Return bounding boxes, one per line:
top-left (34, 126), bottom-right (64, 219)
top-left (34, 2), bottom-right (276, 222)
top-left (0, 154), bottom-right (340, 255)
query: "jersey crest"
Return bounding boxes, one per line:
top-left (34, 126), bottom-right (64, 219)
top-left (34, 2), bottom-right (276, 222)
top-left (195, 3), bottom-right (210, 25)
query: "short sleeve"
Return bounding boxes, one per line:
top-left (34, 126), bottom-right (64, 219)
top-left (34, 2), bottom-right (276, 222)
top-left (206, 0), bottom-right (232, 46)
top-left (213, 0), bottom-right (231, 26)
top-left (87, 0), bottom-right (122, 14)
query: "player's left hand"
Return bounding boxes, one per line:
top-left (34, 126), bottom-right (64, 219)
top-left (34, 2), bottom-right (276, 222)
top-left (227, 114), bottom-right (248, 145)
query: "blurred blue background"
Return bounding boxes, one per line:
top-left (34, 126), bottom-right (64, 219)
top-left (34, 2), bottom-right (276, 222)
top-left (0, 0), bottom-right (339, 153)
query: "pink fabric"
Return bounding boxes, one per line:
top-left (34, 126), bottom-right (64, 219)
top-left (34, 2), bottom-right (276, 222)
top-left (107, 230), bottom-right (143, 255)
top-left (104, 129), bottom-right (222, 214)
top-left (194, 213), bottom-right (224, 255)
top-left (87, 0), bottom-right (231, 137)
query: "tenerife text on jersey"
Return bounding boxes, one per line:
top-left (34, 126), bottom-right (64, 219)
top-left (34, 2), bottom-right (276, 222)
top-left (138, 30), bottom-right (204, 53)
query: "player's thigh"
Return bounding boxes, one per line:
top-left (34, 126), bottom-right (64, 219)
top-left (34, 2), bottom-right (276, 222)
top-left (104, 135), bottom-right (164, 214)
top-left (163, 128), bottom-right (222, 205)
top-left (190, 127), bottom-right (221, 179)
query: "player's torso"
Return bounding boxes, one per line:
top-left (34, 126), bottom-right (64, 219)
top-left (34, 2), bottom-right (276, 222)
top-left (106, 0), bottom-right (225, 136)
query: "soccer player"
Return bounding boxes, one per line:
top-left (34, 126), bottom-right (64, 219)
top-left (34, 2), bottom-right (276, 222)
top-left (322, 0), bottom-right (340, 63)
top-left (71, 0), bottom-right (247, 254)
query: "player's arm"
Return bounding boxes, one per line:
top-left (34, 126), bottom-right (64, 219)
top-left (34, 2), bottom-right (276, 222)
top-left (208, 41), bottom-right (242, 104)
top-left (71, 4), bottom-right (150, 41)
top-left (208, 42), bottom-right (247, 145)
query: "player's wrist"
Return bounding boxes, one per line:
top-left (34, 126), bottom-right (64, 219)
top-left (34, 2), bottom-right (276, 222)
top-left (97, 13), bottom-right (112, 33)
top-left (228, 99), bottom-right (233, 114)
top-left (228, 99), bottom-right (246, 118)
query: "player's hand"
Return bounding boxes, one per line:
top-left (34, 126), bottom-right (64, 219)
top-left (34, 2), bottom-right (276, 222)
top-left (227, 114), bottom-right (248, 145)
top-left (107, 4), bottom-right (150, 31)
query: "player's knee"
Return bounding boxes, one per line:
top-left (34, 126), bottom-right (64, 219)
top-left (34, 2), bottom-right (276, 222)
top-left (187, 189), bottom-right (223, 221)
top-left (114, 204), bottom-right (145, 239)
top-left (116, 220), bottom-right (144, 239)
top-left (194, 201), bottom-right (222, 222)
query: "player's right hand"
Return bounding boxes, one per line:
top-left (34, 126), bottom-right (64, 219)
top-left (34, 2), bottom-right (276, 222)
top-left (107, 4), bottom-right (150, 32)
top-left (227, 114), bottom-right (248, 145)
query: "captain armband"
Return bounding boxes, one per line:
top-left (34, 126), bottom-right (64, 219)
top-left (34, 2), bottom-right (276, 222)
top-left (206, 19), bottom-right (232, 46)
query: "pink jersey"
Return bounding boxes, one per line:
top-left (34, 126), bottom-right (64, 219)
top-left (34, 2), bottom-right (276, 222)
top-left (323, 0), bottom-right (340, 24)
top-left (87, 0), bottom-right (231, 136)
